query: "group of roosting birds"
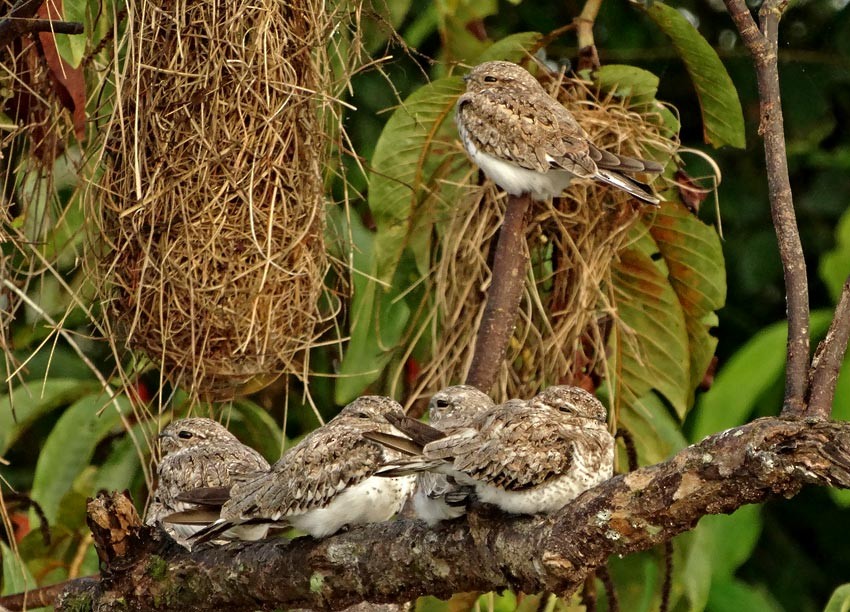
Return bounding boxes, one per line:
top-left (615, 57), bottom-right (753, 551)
top-left (145, 385), bottom-right (615, 549)
top-left (143, 56), bottom-right (667, 547)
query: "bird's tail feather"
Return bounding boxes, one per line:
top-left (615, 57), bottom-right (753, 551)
top-left (362, 431), bottom-right (424, 456)
top-left (594, 168), bottom-right (660, 205)
top-left (376, 458), bottom-right (446, 478)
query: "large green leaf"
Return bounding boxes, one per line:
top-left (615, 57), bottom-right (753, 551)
top-left (708, 578), bottom-right (783, 612)
top-left (335, 212), bottom-right (411, 404)
top-left (647, 201), bottom-right (726, 403)
top-left (616, 392), bottom-right (688, 466)
top-left (820, 206), bottom-right (850, 304)
top-left (30, 392), bottom-right (133, 523)
top-left (0, 379), bottom-right (98, 455)
top-left (1, 542), bottom-right (37, 596)
top-left (368, 75), bottom-right (466, 283)
top-left (824, 584), bottom-right (850, 612)
top-left (691, 310), bottom-right (834, 440)
top-left (643, 2), bottom-right (745, 149)
top-left (611, 237), bottom-right (691, 417)
top-left (594, 65), bottom-right (660, 107)
top-left (229, 399), bottom-right (286, 462)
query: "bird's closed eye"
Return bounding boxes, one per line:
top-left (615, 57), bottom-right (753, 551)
top-left (483, 75), bottom-right (497, 83)
top-left (350, 411), bottom-right (371, 419)
top-left (557, 405), bottom-right (575, 414)
top-left (178, 430), bottom-right (194, 439)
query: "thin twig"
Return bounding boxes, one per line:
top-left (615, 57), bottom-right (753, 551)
top-left (21, 19), bottom-right (84, 35)
top-left (723, 0), bottom-right (809, 416)
top-left (466, 193), bottom-right (532, 393)
top-left (660, 541), bottom-right (673, 612)
top-left (807, 276), bottom-right (850, 419)
top-left (597, 565), bottom-right (618, 612)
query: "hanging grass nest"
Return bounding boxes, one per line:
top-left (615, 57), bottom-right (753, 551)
top-left (411, 71), bottom-right (680, 404)
top-left (91, 0), bottom-right (357, 400)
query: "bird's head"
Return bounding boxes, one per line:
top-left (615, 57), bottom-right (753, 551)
top-left (158, 417), bottom-right (237, 454)
top-left (462, 61), bottom-right (543, 94)
top-left (531, 386), bottom-right (608, 424)
top-left (428, 385), bottom-right (493, 427)
top-left (338, 395), bottom-right (405, 425)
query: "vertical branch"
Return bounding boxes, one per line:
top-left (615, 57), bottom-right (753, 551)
top-left (724, 0), bottom-right (810, 415)
top-left (466, 193), bottom-right (531, 393)
top-left (575, 0), bottom-right (603, 71)
top-left (807, 277), bottom-right (850, 419)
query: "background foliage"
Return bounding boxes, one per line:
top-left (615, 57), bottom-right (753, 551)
top-left (2, 0), bottom-right (850, 610)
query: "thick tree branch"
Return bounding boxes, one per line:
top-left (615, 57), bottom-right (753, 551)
top-left (55, 418), bottom-right (850, 611)
top-left (724, 0), bottom-right (810, 415)
top-left (808, 277), bottom-right (850, 419)
top-left (466, 193), bottom-right (531, 393)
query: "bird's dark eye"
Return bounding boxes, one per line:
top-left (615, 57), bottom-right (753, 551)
top-left (483, 75), bottom-right (497, 83)
top-left (435, 399), bottom-right (450, 408)
top-left (177, 430), bottom-right (194, 439)
top-left (351, 411), bottom-right (371, 419)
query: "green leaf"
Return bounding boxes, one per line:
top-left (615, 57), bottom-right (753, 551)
top-left (708, 578), bottom-right (782, 612)
top-left (611, 238), bottom-right (691, 417)
top-left (368, 75), bottom-right (466, 283)
top-left (824, 584), bottom-right (850, 612)
top-left (617, 392), bottom-right (688, 466)
top-left (691, 310), bottom-right (834, 440)
top-left (643, 2), bottom-right (745, 149)
top-left (229, 399), bottom-right (286, 462)
top-left (0, 379), bottom-right (98, 455)
top-left (1, 541), bottom-right (37, 595)
top-left (30, 392), bottom-right (133, 523)
top-left (820, 206), bottom-right (850, 304)
top-left (52, 0), bottom-right (87, 67)
top-left (478, 32), bottom-right (542, 63)
top-left (335, 213), bottom-right (411, 404)
top-left (646, 201), bottom-right (726, 404)
top-left (594, 65), bottom-right (660, 106)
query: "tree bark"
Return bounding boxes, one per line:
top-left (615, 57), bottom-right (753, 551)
top-left (55, 417), bottom-right (850, 611)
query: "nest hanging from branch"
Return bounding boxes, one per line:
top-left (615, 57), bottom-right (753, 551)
top-left (412, 73), bottom-right (679, 404)
top-left (89, 0), bottom-right (357, 400)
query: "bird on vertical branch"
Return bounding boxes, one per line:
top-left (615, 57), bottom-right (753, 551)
top-left (455, 60), bottom-right (664, 204)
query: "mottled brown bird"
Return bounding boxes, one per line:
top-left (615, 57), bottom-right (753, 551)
top-left (456, 60), bottom-right (663, 203)
top-left (145, 417), bottom-right (270, 547)
top-left (413, 385), bottom-right (494, 525)
top-left (374, 386), bottom-right (615, 516)
top-left (189, 396), bottom-right (415, 543)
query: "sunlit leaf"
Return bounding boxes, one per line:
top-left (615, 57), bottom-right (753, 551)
top-left (708, 578), bottom-right (783, 612)
top-left (642, 2), bottom-right (745, 149)
top-left (616, 392), bottom-right (687, 466)
top-left (478, 32), bottom-right (542, 63)
top-left (594, 65), bottom-right (659, 106)
top-left (30, 392), bottom-right (133, 523)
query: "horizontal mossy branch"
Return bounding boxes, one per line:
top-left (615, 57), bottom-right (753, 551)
top-left (54, 417), bottom-right (850, 611)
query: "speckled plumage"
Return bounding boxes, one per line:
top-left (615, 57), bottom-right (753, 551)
top-left (192, 396), bottom-right (415, 542)
top-left (145, 418), bottom-right (269, 547)
top-left (380, 386), bottom-right (615, 516)
top-left (456, 60), bottom-right (663, 203)
top-left (413, 386), bottom-right (494, 525)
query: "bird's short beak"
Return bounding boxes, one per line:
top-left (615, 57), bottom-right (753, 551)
top-left (462, 74), bottom-right (470, 83)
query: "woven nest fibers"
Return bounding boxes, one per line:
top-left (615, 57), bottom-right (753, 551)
top-left (91, 0), bottom-right (347, 400)
top-left (414, 74), bottom-right (678, 402)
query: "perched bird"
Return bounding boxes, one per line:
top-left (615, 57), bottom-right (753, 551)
top-left (455, 60), bottom-right (664, 204)
top-left (145, 417), bottom-right (270, 547)
top-left (413, 385), bottom-right (494, 525)
top-left (373, 386), bottom-right (615, 516)
top-left (189, 396), bottom-right (415, 543)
